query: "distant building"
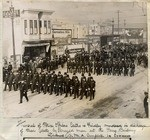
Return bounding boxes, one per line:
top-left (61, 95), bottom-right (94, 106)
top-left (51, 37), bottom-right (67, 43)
top-left (114, 28), bottom-right (146, 44)
top-left (3, 9), bottom-right (54, 65)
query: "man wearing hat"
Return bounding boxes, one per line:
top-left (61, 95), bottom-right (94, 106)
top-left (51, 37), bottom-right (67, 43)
top-left (19, 80), bottom-right (29, 104)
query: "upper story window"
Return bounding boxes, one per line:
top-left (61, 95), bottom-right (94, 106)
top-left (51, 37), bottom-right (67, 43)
top-left (24, 20), bottom-right (27, 34)
top-left (48, 21), bottom-right (51, 34)
top-left (29, 20), bottom-right (33, 34)
top-left (34, 20), bottom-right (38, 34)
top-left (44, 20), bottom-right (47, 34)
top-left (39, 20), bottom-right (42, 34)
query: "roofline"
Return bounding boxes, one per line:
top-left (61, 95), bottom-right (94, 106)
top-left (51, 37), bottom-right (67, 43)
top-left (22, 9), bottom-right (54, 15)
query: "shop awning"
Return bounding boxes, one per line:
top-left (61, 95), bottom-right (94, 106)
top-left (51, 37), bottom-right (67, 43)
top-left (23, 42), bottom-right (50, 47)
top-left (21, 41), bottom-right (51, 54)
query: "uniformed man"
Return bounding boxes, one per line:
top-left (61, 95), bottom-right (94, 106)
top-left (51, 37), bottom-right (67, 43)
top-left (87, 73), bottom-right (92, 86)
top-left (28, 71), bottom-right (33, 90)
top-left (63, 72), bottom-right (67, 94)
top-left (19, 80), bottom-right (29, 104)
top-left (118, 61), bottom-right (123, 76)
top-left (129, 62), bottom-right (135, 76)
top-left (89, 61), bottom-right (93, 73)
top-left (50, 71), bottom-right (54, 94)
top-left (107, 60), bottom-right (112, 75)
top-left (53, 71), bottom-right (57, 94)
top-left (8, 71), bottom-right (14, 91)
top-left (47, 71), bottom-right (52, 94)
top-left (94, 61), bottom-right (98, 75)
top-left (103, 61), bottom-right (108, 75)
top-left (56, 71), bottom-right (63, 96)
top-left (73, 78), bottom-right (80, 99)
top-left (31, 72), bottom-right (39, 93)
top-left (41, 72), bottom-right (45, 93)
top-left (4, 73), bottom-right (9, 91)
top-left (124, 60), bottom-right (129, 76)
top-left (80, 73), bottom-right (87, 100)
top-left (44, 72), bottom-right (49, 94)
top-left (72, 73), bottom-right (78, 86)
top-left (26, 71), bottom-right (32, 90)
top-left (12, 73), bottom-right (20, 91)
top-left (8, 62), bottom-right (12, 73)
top-left (64, 75), bottom-right (71, 97)
top-left (89, 77), bottom-right (96, 101)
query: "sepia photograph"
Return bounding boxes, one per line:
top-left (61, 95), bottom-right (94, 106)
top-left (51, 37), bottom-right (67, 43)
top-left (2, 0), bottom-right (148, 118)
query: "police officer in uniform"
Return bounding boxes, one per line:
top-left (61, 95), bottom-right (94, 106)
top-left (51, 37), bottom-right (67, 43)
top-left (44, 72), bottom-right (49, 94)
top-left (89, 77), bottom-right (96, 101)
top-left (63, 72), bottom-right (67, 94)
top-left (19, 80), bottom-right (29, 104)
top-left (64, 75), bottom-right (71, 97)
top-left (12, 72), bottom-right (20, 91)
top-left (8, 62), bottom-right (12, 74)
top-left (56, 71), bottom-right (63, 96)
top-left (8, 71), bottom-right (14, 91)
top-left (50, 71), bottom-right (55, 94)
top-left (4, 73), bottom-right (9, 91)
top-left (53, 71), bottom-right (58, 94)
top-left (80, 73), bottom-right (87, 100)
top-left (129, 62), bottom-right (135, 76)
top-left (73, 77), bottom-right (80, 99)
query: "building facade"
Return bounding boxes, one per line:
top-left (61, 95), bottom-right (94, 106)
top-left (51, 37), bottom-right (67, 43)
top-left (3, 9), bottom-right (54, 66)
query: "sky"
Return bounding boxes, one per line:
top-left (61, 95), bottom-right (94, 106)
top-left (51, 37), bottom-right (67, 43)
top-left (3, 0), bottom-right (147, 28)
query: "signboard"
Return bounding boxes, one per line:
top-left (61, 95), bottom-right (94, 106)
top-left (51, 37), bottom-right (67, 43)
top-left (3, 10), bottom-right (20, 18)
top-left (114, 28), bottom-right (143, 39)
top-left (52, 29), bottom-right (72, 45)
top-left (124, 28), bottom-right (143, 39)
top-left (72, 38), bottom-right (88, 43)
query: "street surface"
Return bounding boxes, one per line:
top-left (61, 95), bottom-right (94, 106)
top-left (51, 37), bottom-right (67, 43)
top-left (3, 65), bottom-right (148, 118)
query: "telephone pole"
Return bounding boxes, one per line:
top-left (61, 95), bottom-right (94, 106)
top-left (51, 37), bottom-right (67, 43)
top-left (112, 18), bottom-right (114, 45)
top-left (117, 10), bottom-right (120, 35)
top-left (124, 19), bottom-right (126, 42)
top-left (3, 2), bottom-right (20, 68)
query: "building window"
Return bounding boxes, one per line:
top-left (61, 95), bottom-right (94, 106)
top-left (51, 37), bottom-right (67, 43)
top-left (29, 20), bottom-right (33, 34)
top-left (48, 21), bottom-right (51, 34)
top-left (24, 20), bottom-right (27, 34)
top-left (44, 20), bottom-right (47, 34)
top-left (39, 20), bottom-right (42, 34)
top-left (34, 20), bottom-right (38, 34)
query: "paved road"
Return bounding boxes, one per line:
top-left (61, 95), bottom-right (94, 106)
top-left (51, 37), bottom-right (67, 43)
top-left (3, 65), bottom-right (148, 118)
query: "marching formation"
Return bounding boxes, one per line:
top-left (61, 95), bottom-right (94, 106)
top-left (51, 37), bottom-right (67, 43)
top-left (67, 43), bottom-right (147, 76)
top-left (4, 69), bottom-right (96, 103)
top-left (3, 43), bottom-right (147, 104)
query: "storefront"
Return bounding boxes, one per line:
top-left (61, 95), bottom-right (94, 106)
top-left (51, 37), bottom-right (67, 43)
top-left (22, 40), bottom-right (52, 62)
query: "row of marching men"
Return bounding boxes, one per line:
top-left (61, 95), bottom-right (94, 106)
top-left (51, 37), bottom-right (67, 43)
top-left (4, 71), bottom-right (96, 101)
top-left (67, 59), bottom-right (135, 77)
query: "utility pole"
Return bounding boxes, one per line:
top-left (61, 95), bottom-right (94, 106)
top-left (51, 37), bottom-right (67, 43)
top-left (124, 19), bottom-right (126, 42)
top-left (87, 23), bottom-right (90, 53)
top-left (117, 10), bottom-right (120, 35)
top-left (112, 18), bottom-right (114, 45)
top-left (3, 2), bottom-right (20, 68)
top-left (93, 20), bottom-right (95, 35)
